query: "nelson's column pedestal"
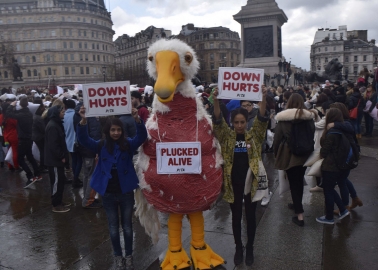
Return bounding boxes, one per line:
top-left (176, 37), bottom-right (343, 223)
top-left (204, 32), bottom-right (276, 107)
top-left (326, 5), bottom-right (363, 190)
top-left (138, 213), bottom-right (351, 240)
top-left (234, 0), bottom-right (288, 75)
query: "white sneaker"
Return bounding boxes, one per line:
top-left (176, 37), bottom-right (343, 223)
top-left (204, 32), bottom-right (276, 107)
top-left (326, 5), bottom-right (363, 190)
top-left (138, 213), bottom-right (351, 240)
top-left (261, 191), bottom-right (272, 206)
top-left (310, 186), bottom-right (323, 192)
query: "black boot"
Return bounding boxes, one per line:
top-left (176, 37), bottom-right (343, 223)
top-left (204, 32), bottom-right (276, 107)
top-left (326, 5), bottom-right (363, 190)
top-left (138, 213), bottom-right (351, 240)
top-left (245, 246), bottom-right (254, 266)
top-left (72, 178), bottom-right (83, 188)
top-left (234, 245), bottom-right (244, 266)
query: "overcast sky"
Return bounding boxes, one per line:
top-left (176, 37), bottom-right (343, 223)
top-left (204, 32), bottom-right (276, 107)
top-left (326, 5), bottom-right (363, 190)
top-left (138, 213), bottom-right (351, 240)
top-left (107, 0), bottom-right (378, 70)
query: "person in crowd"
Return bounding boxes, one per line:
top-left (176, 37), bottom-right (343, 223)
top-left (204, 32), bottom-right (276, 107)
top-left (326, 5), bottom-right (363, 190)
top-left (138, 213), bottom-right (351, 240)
top-left (45, 105), bottom-right (71, 213)
top-left (7, 97), bottom-right (41, 188)
top-left (309, 101), bottom-right (331, 192)
top-left (363, 67), bottom-right (370, 87)
top-left (329, 103), bottom-right (363, 212)
top-left (80, 115), bottom-right (103, 209)
top-left (323, 89), bottom-right (337, 103)
top-left (347, 87), bottom-right (366, 138)
top-left (241, 100), bottom-right (259, 130)
top-left (77, 106), bottom-right (146, 270)
top-left (332, 81), bottom-right (346, 103)
top-left (32, 98), bottom-right (48, 173)
top-left (63, 98), bottom-right (83, 188)
top-left (0, 102), bottom-right (19, 171)
top-left (273, 93), bottom-right (316, 226)
top-left (362, 84), bottom-right (377, 137)
top-left (131, 91), bottom-right (150, 123)
top-left (316, 108), bottom-right (351, 224)
top-left (212, 86), bottom-right (268, 266)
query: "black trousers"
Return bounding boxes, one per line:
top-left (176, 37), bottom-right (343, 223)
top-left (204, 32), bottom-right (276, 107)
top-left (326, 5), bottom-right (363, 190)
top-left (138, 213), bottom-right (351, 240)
top-left (286, 165), bottom-right (307, 214)
top-left (230, 180), bottom-right (257, 249)
top-left (48, 166), bottom-right (66, 207)
top-left (18, 139), bottom-right (39, 179)
top-left (34, 139), bottom-right (45, 168)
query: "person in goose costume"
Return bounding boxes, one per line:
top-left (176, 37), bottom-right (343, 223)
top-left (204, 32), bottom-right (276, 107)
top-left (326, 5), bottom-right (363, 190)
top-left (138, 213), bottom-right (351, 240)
top-left (135, 39), bottom-right (225, 269)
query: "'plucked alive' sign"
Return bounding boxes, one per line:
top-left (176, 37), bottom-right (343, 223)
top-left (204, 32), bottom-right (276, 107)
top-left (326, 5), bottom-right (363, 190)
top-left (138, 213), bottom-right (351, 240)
top-left (82, 81), bottom-right (131, 117)
top-left (217, 67), bottom-right (264, 101)
top-left (156, 142), bottom-right (202, 174)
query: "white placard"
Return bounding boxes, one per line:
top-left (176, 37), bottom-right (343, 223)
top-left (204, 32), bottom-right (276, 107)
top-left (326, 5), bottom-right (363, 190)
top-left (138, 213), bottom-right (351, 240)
top-left (156, 142), bottom-right (202, 174)
top-left (217, 67), bottom-right (264, 101)
top-left (82, 81), bottom-right (131, 117)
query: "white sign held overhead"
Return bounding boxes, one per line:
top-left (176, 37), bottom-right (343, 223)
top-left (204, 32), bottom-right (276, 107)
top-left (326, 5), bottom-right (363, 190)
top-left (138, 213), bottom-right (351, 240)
top-left (217, 67), bottom-right (264, 101)
top-left (156, 142), bottom-right (202, 174)
top-left (82, 81), bottom-right (131, 117)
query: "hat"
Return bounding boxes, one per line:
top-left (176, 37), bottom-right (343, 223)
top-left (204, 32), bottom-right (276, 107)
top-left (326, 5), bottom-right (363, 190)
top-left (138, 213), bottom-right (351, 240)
top-left (31, 90), bottom-right (37, 93)
top-left (131, 91), bottom-right (142, 101)
top-left (334, 81), bottom-right (340, 86)
top-left (63, 98), bottom-right (76, 109)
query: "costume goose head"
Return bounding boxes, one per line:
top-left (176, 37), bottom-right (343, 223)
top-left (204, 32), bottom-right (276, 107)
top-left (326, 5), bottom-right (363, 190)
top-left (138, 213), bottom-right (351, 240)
top-left (147, 39), bottom-right (200, 103)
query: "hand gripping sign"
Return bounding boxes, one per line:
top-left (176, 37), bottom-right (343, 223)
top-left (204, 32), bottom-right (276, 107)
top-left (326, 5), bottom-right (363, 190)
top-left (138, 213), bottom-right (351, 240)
top-left (156, 142), bottom-right (202, 174)
top-left (217, 67), bottom-right (264, 101)
top-left (82, 81), bottom-right (131, 117)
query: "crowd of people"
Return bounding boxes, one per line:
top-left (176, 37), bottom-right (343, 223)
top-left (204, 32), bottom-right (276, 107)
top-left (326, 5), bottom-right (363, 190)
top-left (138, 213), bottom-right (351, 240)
top-left (0, 68), bottom-right (376, 269)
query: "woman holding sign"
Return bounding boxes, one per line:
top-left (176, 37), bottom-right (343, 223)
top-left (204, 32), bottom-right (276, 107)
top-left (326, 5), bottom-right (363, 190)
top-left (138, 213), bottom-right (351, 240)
top-left (77, 107), bottom-right (147, 270)
top-left (212, 86), bottom-right (269, 266)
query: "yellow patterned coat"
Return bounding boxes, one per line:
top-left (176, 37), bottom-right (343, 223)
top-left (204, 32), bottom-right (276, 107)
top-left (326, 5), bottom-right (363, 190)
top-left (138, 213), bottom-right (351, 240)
top-left (213, 113), bottom-right (268, 203)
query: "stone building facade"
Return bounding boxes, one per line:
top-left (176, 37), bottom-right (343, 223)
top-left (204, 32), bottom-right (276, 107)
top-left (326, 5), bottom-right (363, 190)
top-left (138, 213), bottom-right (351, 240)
top-left (310, 26), bottom-right (378, 81)
top-left (114, 26), bottom-right (171, 87)
top-left (178, 24), bottom-right (241, 83)
top-left (0, 0), bottom-right (115, 89)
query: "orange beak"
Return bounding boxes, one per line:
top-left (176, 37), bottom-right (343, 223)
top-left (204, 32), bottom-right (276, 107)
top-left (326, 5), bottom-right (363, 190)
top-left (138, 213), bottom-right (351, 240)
top-left (154, 51), bottom-right (185, 103)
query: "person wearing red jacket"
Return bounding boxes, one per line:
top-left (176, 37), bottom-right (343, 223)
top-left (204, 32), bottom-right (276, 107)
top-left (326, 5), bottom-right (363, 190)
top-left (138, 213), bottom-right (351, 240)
top-left (131, 91), bottom-right (150, 123)
top-left (0, 103), bottom-right (19, 170)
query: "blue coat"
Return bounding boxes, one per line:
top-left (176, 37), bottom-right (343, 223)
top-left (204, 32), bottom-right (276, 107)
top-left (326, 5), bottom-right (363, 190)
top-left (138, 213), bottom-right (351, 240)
top-left (76, 121), bottom-right (147, 196)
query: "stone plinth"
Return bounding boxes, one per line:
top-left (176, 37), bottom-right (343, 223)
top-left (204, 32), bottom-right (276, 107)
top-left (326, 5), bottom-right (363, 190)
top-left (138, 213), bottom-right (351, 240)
top-left (12, 81), bottom-right (25, 90)
top-left (234, 0), bottom-right (288, 76)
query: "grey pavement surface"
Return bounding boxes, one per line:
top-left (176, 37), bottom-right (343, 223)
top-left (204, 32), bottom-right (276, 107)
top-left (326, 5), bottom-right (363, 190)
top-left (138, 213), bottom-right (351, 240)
top-left (0, 141), bottom-right (377, 270)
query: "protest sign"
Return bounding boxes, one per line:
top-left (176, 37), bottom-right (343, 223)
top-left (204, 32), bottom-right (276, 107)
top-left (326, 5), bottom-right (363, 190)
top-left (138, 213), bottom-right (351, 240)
top-left (156, 142), bottom-right (202, 174)
top-left (217, 67), bottom-right (264, 101)
top-left (82, 81), bottom-right (131, 117)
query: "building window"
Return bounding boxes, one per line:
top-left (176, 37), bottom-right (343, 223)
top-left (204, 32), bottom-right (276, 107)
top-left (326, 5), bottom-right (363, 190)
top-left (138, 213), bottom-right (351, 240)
top-left (70, 54), bottom-right (74, 61)
top-left (25, 56), bottom-right (30, 63)
top-left (33, 69), bottom-right (37, 76)
top-left (80, 67), bottom-right (84, 74)
top-left (84, 31), bottom-right (87, 37)
top-left (318, 48), bottom-right (321, 52)
top-left (32, 56), bottom-right (36, 62)
top-left (27, 70), bottom-right (31, 77)
top-left (48, 67), bottom-right (52, 75)
top-left (92, 55), bottom-right (96, 61)
top-left (84, 43), bottom-right (88, 49)
top-left (210, 43), bottom-right (214, 49)
top-left (210, 54), bottom-right (214, 61)
top-left (325, 57), bottom-right (328, 63)
top-left (199, 44), bottom-right (204, 50)
top-left (92, 43), bottom-right (95, 50)
top-left (80, 54), bottom-right (83, 61)
top-left (219, 43), bottom-right (225, 49)
top-left (62, 29), bottom-right (66, 36)
top-left (210, 63), bottom-right (214, 70)
top-left (63, 42), bottom-right (67, 49)
top-left (64, 54), bottom-right (68, 61)
top-left (325, 47), bottom-right (328, 51)
top-left (97, 55), bottom-right (100, 61)
top-left (4, 71), bottom-right (8, 78)
top-left (46, 54), bottom-right (51, 62)
top-left (65, 67), bottom-right (69, 75)
top-left (85, 54), bottom-right (88, 61)
top-left (363, 55), bottom-right (367, 61)
top-left (86, 67), bottom-right (89, 74)
top-left (93, 67), bottom-right (96, 74)
top-left (333, 46), bottom-right (336, 51)
top-left (345, 56), bottom-right (349, 62)
top-left (354, 56), bottom-right (358, 62)
top-left (353, 66), bottom-right (358, 75)
top-left (70, 42), bottom-right (73, 49)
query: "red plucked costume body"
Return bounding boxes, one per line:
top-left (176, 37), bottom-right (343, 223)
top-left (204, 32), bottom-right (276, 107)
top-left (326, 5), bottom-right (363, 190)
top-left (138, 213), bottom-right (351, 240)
top-left (142, 93), bottom-right (222, 214)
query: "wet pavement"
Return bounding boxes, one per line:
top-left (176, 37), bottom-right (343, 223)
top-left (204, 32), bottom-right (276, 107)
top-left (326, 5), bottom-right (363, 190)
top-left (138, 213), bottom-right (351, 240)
top-left (0, 143), bottom-right (377, 269)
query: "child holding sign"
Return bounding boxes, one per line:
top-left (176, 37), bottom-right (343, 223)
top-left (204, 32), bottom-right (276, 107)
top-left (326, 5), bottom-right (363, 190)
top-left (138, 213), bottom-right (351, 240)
top-left (77, 106), bottom-right (147, 270)
top-left (212, 86), bottom-right (269, 267)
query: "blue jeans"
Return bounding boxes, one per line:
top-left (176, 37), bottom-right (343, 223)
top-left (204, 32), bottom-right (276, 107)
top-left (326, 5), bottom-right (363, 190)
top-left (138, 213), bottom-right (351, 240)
top-left (364, 112), bottom-right (374, 135)
top-left (346, 178), bottom-right (357, 199)
top-left (322, 170), bottom-right (349, 220)
top-left (102, 192), bottom-right (135, 257)
top-left (350, 113), bottom-right (363, 134)
top-left (70, 151), bottom-right (82, 179)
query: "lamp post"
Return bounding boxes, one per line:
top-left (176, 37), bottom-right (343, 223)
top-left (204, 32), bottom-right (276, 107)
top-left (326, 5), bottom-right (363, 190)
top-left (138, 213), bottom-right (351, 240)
top-left (102, 66), bottom-right (106, 82)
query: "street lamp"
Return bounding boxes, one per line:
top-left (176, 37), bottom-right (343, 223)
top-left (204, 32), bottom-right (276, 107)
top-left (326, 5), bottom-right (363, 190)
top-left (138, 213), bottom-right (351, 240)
top-left (102, 66), bottom-right (106, 82)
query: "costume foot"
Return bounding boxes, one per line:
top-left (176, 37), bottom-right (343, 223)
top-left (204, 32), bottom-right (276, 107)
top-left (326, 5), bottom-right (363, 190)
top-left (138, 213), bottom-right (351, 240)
top-left (161, 248), bottom-right (191, 270)
top-left (190, 244), bottom-right (225, 270)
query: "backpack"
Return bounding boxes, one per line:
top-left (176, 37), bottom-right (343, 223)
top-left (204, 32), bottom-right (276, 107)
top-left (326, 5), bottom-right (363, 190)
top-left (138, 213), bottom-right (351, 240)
top-left (328, 131), bottom-right (359, 170)
top-left (288, 120), bottom-right (314, 156)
